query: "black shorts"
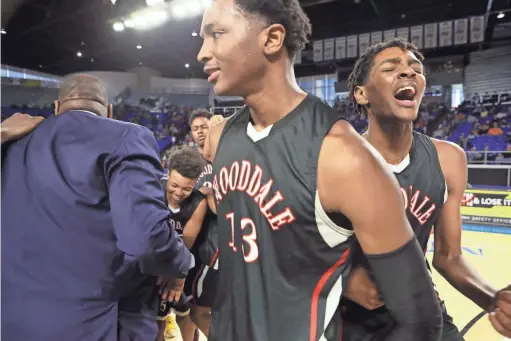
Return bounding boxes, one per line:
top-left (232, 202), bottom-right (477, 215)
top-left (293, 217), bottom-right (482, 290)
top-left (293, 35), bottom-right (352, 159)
top-left (191, 263), bottom-right (218, 308)
top-left (157, 264), bottom-right (201, 320)
top-left (340, 299), bottom-right (464, 341)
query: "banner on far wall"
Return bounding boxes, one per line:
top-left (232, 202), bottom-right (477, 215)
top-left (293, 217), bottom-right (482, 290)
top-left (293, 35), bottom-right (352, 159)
top-left (461, 189), bottom-right (511, 227)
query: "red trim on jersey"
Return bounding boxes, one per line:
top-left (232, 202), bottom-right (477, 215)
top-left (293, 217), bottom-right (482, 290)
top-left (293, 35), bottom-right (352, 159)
top-left (309, 248), bottom-right (350, 341)
top-left (209, 248), bottom-right (219, 268)
top-left (192, 265), bottom-right (206, 297)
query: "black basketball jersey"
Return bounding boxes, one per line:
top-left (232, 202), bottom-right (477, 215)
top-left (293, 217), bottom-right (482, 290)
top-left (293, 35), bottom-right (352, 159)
top-left (393, 131), bottom-right (446, 251)
top-left (195, 160), bottom-right (214, 189)
top-left (195, 159), bottom-right (219, 265)
top-left (210, 95), bottom-right (355, 341)
top-left (338, 131), bottom-right (449, 336)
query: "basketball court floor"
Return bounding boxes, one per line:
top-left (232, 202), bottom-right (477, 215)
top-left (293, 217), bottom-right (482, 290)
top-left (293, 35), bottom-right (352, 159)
top-left (169, 223), bottom-right (511, 341)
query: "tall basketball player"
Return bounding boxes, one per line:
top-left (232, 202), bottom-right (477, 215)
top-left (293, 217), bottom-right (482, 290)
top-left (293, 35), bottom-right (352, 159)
top-left (157, 146), bottom-right (208, 341)
top-left (197, 1), bottom-right (442, 341)
top-left (339, 38), bottom-right (511, 340)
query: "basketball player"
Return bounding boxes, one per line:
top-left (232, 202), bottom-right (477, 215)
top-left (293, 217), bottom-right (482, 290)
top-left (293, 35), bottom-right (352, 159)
top-left (339, 38), bottom-right (511, 340)
top-left (157, 146), bottom-right (208, 341)
top-left (190, 108), bottom-right (213, 155)
top-left (1, 112), bottom-right (44, 144)
top-left (197, 1), bottom-right (442, 340)
top-left (189, 108), bottom-right (219, 338)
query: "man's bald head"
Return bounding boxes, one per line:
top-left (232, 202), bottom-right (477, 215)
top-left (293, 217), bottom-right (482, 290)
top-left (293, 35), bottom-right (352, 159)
top-left (55, 74), bottom-right (112, 118)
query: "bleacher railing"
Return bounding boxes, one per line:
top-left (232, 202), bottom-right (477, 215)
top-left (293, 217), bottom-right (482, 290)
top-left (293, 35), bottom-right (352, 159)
top-left (466, 152), bottom-right (511, 188)
top-left (466, 151), bottom-right (511, 165)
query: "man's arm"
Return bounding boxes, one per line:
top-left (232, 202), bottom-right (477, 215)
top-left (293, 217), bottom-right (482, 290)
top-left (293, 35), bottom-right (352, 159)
top-left (105, 126), bottom-right (193, 277)
top-left (198, 186), bottom-right (217, 214)
top-left (182, 199), bottom-right (208, 249)
top-left (318, 121), bottom-right (442, 341)
top-left (432, 140), bottom-right (497, 310)
top-left (1, 113), bottom-right (44, 144)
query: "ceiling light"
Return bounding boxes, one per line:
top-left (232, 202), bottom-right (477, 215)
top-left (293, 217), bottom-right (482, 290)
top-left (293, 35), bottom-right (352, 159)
top-left (139, 62), bottom-right (143, 66)
top-left (1, 29), bottom-right (6, 34)
top-left (171, 4), bottom-right (188, 19)
top-left (111, 0), bottom-right (117, 4)
top-left (497, 12), bottom-right (505, 19)
top-left (130, 8), bottom-right (169, 30)
top-left (77, 51), bottom-right (83, 57)
top-left (192, 31), bottom-right (198, 37)
top-left (185, 63), bottom-right (190, 68)
top-left (146, 0), bottom-right (164, 6)
top-left (124, 19), bottom-right (135, 28)
top-left (136, 44), bottom-right (142, 49)
top-left (113, 22), bottom-right (125, 32)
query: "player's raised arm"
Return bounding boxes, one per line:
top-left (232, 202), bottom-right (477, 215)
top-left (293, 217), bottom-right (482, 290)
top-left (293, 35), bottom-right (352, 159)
top-left (318, 121), bottom-right (442, 341)
top-left (432, 140), bottom-right (511, 337)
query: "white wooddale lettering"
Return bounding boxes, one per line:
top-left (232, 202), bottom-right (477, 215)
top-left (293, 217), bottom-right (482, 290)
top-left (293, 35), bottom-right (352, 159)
top-left (229, 162), bottom-right (240, 192)
top-left (237, 161), bottom-right (251, 191)
top-left (260, 190), bottom-right (284, 218)
top-left (400, 186), bottom-right (437, 226)
top-left (219, 167), bottom-right (229, 195)
top-left (246, 165), bottom-right (262, 196)
top-left (418, 204), bottom-right (436, 225)
top-left (268, 208), bottom-right (296, 230)
top-left (214, 160), bottom-right (296, 231)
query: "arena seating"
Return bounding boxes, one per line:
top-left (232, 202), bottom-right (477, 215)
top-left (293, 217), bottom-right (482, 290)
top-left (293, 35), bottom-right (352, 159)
top-left (1, 96), bottom-right (195, 154)
top-left (2, 92), bottom-right (510, 164)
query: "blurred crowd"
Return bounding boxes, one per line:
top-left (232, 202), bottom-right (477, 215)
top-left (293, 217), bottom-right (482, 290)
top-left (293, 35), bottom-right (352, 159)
top-left (3, 91), bottom-right (511, 164)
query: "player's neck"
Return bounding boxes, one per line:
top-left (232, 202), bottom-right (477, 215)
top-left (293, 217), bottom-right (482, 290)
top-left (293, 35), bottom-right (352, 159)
top-left (197, 145), bottom-right (204, 156)
top-left (244, 66), bottom-right (306, 131)
top-left (365, 117), bottom-right (414, 165)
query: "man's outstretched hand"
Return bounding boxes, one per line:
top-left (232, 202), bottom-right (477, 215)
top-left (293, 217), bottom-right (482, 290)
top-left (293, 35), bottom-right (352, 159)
top-left (1, 113), bottom-right (44, 143)
top-left (157, 276), bottom-right (185, 302)
top-left (490, 284), bottom-right (511, 337)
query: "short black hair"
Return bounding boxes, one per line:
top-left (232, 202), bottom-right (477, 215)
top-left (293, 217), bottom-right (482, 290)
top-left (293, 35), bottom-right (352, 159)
top-left (347, 38), bottom-right (425, 116)
top-left (234, 0), bottom-right (312, 58)
top-left (167, 146), bottom-right (205, 180)
top-left (188, 108), bottom-right (212, 127)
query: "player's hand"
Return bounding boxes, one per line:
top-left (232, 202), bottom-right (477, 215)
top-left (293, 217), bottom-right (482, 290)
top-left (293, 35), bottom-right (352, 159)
top-left (1, 113), bottom-right (44, 142)
top-left (157, 276), bottom-right (185, 302)
top-left (489, 285), bottom-right (511, 337)
top-left (209, 115), bottom-right (224, 127)
top-left (344, 266), bottom-right (384, 310)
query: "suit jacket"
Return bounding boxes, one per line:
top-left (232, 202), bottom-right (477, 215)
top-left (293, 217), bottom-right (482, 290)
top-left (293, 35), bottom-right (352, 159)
top-left (1, 110), bottom-right (192, 341)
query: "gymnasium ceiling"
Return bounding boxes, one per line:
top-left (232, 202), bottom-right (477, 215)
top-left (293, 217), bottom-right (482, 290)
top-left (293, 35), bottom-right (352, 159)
top-left (1, 0), bottom-right (510, 79)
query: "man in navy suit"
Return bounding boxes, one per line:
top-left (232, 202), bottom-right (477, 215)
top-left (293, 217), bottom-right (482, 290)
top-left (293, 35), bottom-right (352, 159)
top-left (1, 74), bottom-right (193, 341)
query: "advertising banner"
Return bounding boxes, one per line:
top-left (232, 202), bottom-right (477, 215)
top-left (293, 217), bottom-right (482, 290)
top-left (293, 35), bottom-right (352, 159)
top-left (461, 189), bottom-right (511, 227)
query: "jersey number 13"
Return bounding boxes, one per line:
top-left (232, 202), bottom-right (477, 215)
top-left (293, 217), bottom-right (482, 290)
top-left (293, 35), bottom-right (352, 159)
top-left (226, 212), bottom-right (259, 263)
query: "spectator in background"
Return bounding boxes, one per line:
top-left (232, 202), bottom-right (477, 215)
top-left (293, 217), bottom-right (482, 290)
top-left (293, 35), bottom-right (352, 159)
top-left (504, 143), bottom-right (511, 159)
top-left (468, 146), bottom-right (483, 163)
top-left (488, 121), bottom-right (503, 136)
top-left (478, 123), bottom-right (489, 135)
